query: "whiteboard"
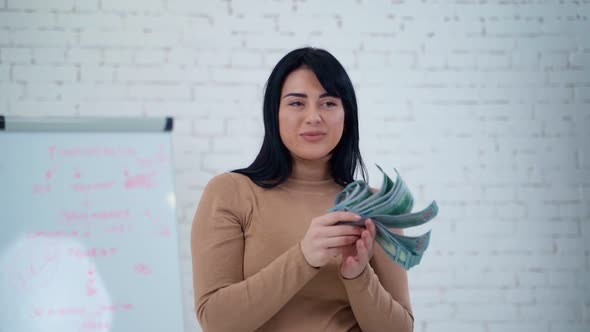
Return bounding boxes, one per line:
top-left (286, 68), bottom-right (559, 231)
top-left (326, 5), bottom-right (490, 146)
top-left (0, 119), bottom-right (184, 332)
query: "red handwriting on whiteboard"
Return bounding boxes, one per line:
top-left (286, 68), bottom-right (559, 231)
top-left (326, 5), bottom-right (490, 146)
top-left (48, 145), bottom-right (57, 159)
top-left (122, 303), bottom-right (134, 310)
top-left (124, 170), bottom-right (157, 189)
top-left (133, 263), bottom-right (152, 275)
top-left (45, 169), bottom-right (55, 180)
top-left (33, 303), bottom-right (133, 318)
top-left (69, 247), bottom-right (118, 259)
top-left (105, 223), bottom-right (134, 234)
top-left (91, 209), bottom-right (130, 220)
top-left (87, 285), bottom-right (96, 296)
top-left (60, 209), bottom-right (130, 227)
top-left (98, 304), bottom-right (116, 312)
top-left (34, 306), bottom-right (85, 317)
top-left (27, 231), bottom-right (79, 239)
top-left (144, 210), bottom-right (171, 237)
top-left (32, 167), bottom-right (55, 194)
top-left (5, 240), bottom-right (60, 292)
top-left (61, 211), bottom-right (89, 222)
top-left (98, 303), bottom-right (134, 312)
top-left (70, 181), bottom-right (116, 192)
top-left (136, 144), bottom-right (170, 167)
top-left (86, 267), bottom-right (97, 297)
top-left (158, 226), bottom-right (171, 237)
top-left (33, 184), bottom-right (52, 194)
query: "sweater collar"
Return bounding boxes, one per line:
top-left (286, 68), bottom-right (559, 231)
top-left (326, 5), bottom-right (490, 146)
top-left (280, 177), bottom-right (343, 195)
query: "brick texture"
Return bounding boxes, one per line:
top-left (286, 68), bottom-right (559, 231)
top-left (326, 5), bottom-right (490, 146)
top-left (1, 1), bottom-right (589, 331)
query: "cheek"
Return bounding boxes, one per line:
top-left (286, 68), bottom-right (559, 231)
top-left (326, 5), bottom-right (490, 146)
top-left (329, 111), bottom-right (345, 140)
top-left (278, 111), bottom-right (296, 143)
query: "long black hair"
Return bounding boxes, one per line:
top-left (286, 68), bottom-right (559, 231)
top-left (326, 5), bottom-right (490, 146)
top-left (232, 47), bottom-right (367, 188)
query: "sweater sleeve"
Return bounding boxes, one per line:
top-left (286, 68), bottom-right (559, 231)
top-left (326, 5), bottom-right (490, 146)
top-left (340, 228), bottom-right (415, 332)
top-left (191, 173), bottom-right (320, 332)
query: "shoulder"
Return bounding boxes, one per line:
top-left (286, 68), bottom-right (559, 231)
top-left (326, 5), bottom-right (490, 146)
top-left (199, 172), bottom-right (255, 222)
top-left (206, 172), bottom-right (248, 187)
top-left (203, 173), bottom-right (233, 194)
top-left (204, 172), bottom-right (258, 198)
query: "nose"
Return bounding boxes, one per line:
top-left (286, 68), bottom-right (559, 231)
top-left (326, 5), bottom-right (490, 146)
top-left (304, 106), bottom-right (321, 125)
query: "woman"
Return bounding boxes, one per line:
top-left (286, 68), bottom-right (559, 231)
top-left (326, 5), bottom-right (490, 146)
top-left (191, 47), bottom-right (414, 332)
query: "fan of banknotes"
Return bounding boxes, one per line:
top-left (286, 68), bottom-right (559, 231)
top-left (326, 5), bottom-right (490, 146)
top-left (329, 165), bottom-right (439, 270)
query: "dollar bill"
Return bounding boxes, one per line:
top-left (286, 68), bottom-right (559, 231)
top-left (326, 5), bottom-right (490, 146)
top-left (329, 165), bottom-right (438, 270)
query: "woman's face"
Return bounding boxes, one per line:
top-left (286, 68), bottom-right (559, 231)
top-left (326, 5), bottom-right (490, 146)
top-left (278, 67), bottom-right (345, 162)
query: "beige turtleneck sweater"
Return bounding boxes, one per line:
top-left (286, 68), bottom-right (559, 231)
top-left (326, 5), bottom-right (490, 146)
top-left (191, 172), bottom-right (414, 332)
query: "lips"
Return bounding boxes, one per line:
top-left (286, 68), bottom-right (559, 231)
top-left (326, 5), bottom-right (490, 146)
top-left (301, 131), bottom-right (325, 136)
top-left (300, 131), bottom-right (326, 142)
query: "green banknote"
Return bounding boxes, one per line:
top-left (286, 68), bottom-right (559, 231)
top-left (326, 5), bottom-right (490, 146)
top-left (329, 165), bottom-right (438, 270)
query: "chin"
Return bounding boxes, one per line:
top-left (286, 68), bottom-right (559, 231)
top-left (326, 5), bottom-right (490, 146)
top-left (292, 150), bottom-right (332, 161)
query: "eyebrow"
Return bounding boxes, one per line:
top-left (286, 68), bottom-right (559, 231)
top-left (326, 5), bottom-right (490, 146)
top-left (282, 92), bottom-right (335, 99)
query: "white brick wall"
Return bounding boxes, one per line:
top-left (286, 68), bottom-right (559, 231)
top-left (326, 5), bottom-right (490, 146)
top-left (1, 1), bottom-right (589, 331)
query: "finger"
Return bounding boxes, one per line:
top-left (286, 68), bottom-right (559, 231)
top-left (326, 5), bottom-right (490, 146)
top-left (321, 225), bottom-right (363, 238)
top-left (322, 235), bottom-right (360, 248)
top-left (336, 218), bottom-right (366, 227)
top-left (356, 238), bottom-right (369, 263)
top-left (317, 211), bottom-right (362, 226)
top-left (345, 255), bottom-right (358, 265)
top-left (362, 230), bottom-right (373, 251)
top-left (366, 218), bottom-right (377, 238)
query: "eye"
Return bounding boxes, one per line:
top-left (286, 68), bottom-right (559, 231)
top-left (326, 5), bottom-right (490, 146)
top-left (322, 100), bottom-right (339, 108)
top-left (288, 100), bottom-right (304, 107)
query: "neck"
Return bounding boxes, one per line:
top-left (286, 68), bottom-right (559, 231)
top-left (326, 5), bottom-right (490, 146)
top-left (290, 154), bottom-right (331, 181)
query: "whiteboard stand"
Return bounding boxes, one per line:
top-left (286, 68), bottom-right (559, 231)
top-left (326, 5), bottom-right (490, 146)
top-left (0, 116), bottom-right (185, 332)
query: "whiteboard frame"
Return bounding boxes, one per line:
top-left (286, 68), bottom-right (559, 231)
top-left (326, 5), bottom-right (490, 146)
top-left (0, 116), bottom-right (173, 132)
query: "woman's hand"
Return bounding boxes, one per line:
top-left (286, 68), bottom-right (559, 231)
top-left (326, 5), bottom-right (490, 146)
top-left (300, 211), bottom-right (364, 268)
top-left (339, 218), bottom-right (377, 279)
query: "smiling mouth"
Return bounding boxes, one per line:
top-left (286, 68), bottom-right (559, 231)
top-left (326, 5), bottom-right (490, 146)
top-left (300, 132), bottom-right (326, 141)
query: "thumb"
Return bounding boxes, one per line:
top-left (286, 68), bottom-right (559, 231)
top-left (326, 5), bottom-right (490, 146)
top-left (319, 211), bottom-right (362, 226)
